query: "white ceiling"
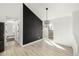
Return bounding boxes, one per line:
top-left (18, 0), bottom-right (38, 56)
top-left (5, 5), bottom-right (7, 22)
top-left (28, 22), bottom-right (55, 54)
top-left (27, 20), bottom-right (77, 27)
top-left (25, 3), bottom-right (79, 20)
top-left (0, 3), bottom-right (79, 21)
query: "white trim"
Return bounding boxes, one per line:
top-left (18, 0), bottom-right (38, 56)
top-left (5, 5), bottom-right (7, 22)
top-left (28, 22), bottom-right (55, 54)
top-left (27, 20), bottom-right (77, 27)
top-left (22, 39), bottom-right (43, 47)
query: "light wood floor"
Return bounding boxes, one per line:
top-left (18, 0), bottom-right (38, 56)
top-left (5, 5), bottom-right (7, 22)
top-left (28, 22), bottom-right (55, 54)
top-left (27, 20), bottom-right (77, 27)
top-left (0, 40), bottom-right (73, 56)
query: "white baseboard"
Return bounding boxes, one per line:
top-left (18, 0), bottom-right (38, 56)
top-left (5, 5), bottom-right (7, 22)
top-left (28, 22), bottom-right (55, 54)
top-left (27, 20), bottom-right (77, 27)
top-left (22, 39), bottom-right (43, 47)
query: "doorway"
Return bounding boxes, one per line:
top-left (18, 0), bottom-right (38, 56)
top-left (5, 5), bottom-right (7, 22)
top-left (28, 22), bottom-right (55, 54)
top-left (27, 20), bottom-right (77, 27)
top-left (5, 19), bottom-right (19, 50)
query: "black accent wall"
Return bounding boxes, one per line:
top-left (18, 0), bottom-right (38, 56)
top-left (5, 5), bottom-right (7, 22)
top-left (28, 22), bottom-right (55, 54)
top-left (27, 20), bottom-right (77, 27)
top-left (0, 22), bottom-right (4, 52)
top-left (23, 4), bottom-right (42, 45)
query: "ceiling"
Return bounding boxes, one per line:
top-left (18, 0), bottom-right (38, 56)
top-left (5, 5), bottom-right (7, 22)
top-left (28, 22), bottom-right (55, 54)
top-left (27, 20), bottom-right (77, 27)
top-left (25, 3), bottom-right (79, 20)
top-left (0, 3), bottom-right (79, 21)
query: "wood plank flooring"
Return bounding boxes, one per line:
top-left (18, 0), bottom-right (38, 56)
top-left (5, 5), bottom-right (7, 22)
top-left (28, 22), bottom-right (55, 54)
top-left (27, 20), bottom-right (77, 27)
top-left (0, 40), bottom-right (73, 56)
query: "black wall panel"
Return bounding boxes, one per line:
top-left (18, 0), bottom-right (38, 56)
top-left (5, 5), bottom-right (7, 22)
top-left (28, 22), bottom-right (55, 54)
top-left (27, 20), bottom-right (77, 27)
top-left (23, 4), bottom-right (42, 45)
top-left (0, 22), bottom-right (4, 52)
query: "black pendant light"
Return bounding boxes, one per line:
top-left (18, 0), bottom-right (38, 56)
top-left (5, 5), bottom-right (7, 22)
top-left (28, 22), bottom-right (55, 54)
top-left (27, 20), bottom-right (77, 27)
top-left (44, 8), bottom-right (49, 28)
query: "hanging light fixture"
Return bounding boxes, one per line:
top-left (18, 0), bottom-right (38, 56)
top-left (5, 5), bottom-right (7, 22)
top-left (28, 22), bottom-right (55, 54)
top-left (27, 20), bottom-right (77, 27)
top-left (44, 8), bottom-right (49, 28)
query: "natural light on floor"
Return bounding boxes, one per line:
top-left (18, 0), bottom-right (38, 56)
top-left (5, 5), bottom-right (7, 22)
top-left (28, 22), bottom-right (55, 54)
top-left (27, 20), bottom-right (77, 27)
top-left (45, 39), bottom-right (66, 50)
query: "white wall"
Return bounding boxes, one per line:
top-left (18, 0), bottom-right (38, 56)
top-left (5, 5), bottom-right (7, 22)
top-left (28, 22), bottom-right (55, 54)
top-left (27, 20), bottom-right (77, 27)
top-left (0, 3), bottom-right (22, 20)
top-left (72, 11), bottom-right (79, 55)
top-left (50, 16), bottom-right (74, 47)
top-left (49, 15), bottom-right (79, 55)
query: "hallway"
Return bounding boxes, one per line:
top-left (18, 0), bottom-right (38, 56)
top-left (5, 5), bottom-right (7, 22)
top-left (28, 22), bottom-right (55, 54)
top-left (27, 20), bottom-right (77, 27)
top-left (0, 40), bottom-right (73, 56)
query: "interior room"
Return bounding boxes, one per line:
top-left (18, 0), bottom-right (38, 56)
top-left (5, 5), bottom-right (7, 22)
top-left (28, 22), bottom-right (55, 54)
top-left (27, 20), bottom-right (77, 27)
top-left (0, 3), bottom-right (79, 56)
